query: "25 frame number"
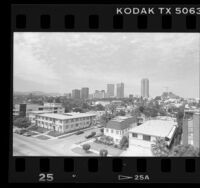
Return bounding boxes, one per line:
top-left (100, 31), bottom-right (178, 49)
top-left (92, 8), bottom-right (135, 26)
top-left (39, 173), bottom-right (54, 182)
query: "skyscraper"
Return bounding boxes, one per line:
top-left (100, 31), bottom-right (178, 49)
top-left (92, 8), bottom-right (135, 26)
top-left (107, 84), bottom-right (115, 98)
top-left (81, 87), bottom-right (89, 99)
top-left (141, 78), bottom-right (149, 98)
top-left (116, 83), bottom-right (124, 98)
top-left (72, 89), bottom-right (81, 99)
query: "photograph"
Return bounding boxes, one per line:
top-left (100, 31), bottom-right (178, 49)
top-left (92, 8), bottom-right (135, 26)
top-left (13, 32), bottom-right (200, 157)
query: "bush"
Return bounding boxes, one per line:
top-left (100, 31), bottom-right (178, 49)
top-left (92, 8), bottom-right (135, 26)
top-left (13, 117), bottom-right (31, 128)
top-left (99, 149), bottom-right (108, 157)
top-left (82, 144), bottom-right (91, 153)
top-left (119, 136), bottom-right (129, 149)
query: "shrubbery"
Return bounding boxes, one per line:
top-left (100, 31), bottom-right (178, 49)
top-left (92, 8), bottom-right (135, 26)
top-left (82, 144), bottom-right (91, 153)
top-left (99, 149), bottom-right (108, 157)
top-left (95, 135), bottom-right (114, 145)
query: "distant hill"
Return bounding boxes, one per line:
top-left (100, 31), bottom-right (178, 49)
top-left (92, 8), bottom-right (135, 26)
top-left (14, 91), bottom-right (61, 97)
top-left (161, 92), bottom-right (180, 99)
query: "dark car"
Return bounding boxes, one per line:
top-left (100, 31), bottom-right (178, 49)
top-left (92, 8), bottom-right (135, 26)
top-left (75, 131), bottom-right (84, 135)
top-left (85, 131), bottom-right (96, 139)
top-left (17, 129), bottom-right (27, 135)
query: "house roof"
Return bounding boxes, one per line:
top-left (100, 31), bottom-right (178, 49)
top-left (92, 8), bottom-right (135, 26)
top-left (129, 119), bottom-right (177, 138)
top-left (106, 116), bottom-right (137, 130)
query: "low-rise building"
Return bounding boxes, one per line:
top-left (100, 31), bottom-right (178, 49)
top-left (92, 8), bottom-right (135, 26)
top-left (27, 110), bottom-right (53, 124)
top-left (13, 103), bottom-right (65, 117)
top-left (35, 112), bottom-right (96, 133)
top-left (129, 119), bottom-right (177, 149)
top-left (104, 116), bottom-right (137, 145)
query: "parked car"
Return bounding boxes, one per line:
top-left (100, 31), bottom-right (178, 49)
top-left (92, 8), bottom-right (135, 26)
top-left (23, 132), bottom-right (32, 136)
top-left (16, 129), bottom-right (27, 135)
top-left (75, 131), bottom-right (84, 135)
top-left (85, 131), bottom-right (96, 139)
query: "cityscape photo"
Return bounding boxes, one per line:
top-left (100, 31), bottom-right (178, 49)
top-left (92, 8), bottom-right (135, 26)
top-left (13, 32), bottom-right (200, 157)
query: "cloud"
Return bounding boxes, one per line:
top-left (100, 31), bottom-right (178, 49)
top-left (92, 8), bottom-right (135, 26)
top-left (14, 37), bottom-right (60, 87)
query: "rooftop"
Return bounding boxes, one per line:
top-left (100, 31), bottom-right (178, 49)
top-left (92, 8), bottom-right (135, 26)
top-left (27, 110), bottom-right (53, 114)
top-left (129, 119), bottom-right (177, 138)
top-left (37, 112), bottom-right (96, 120)
top-left (106, 116), bottom-right (137, 130)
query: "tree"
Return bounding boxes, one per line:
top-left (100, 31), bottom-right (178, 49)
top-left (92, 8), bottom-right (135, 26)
top-left (154, 96), bottom-right (161, 101)
top-left (99, 149), bottom-right (108, 157)
top-left (169, 144), bottom-right (200, 157)
top-left (13, 117), bottom-right (31, 128)
top-left (118, 110), bottom-right (126, 116)
top-left (107, 103), bottom-right (117, 115)
top-left (95, 104), bottom-right (105, 111)
top-left (82, 144), bottom-right (91, 153)
top-left (119, 136), bottom-right (129, 149)
top-left (151, 138), bottom-right (169, 156)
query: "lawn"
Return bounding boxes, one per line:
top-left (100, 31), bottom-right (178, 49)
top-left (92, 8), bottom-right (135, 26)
top-left (71, 147), bottom-right (98, 156)
top-left (35, 135), bottom-right (50, 140)
top-left (27, 126), bottom-right (49, 133)
top-left (48, 127), bottom-right (89, 137)
top-left (84, 142), bottom-right (124, 156)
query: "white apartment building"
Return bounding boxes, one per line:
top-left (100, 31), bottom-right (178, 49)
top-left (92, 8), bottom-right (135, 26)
top-left (104, 116), bottom-right (137, 145)
top-left (27, 110), bottom-right (53, 124)
top-left (129, 119), bottom-right (177, 149)
top-left (35, 112), bottom-right (96, 133)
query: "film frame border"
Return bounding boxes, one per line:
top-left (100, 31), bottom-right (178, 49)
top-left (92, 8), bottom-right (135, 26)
top-left (9, 3), bottom-right (200, 183)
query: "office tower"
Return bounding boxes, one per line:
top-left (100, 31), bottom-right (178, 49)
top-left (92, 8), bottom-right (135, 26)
top-left (107, 84), bottom-right (115, 98)
top-left (183, 111), bottom-right (200, 149)
top-left (65, 93), bottom-right (71, 99)
top-left (141, 78), bottom-right (149, 98)
top-left (116, 83), bottom-right (124, 98)
top-left (72, 89), bottom-right (81, 99)
top-left (81, 87), bottom-right (89, 99)
top-left (129, 94), bottom-right (133, 98)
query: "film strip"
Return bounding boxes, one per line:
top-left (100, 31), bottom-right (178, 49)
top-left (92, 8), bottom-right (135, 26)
top-left (9, 3), bottom-right (200, 183)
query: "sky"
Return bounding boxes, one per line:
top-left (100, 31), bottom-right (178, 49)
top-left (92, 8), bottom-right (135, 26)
top-left (13, 32), bottom-right (200, 98)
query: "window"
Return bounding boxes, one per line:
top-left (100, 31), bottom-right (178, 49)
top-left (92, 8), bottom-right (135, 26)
top-left (116, 130), bottom-right (119, 135)
top-left (111, 129), bottom-right (113, 133)
top-left (132, 133), bottom-right (138, 138)
top-left (143, 135), bottom-right (151, 141)
top-left (106, 128), bottom-right (109, 133)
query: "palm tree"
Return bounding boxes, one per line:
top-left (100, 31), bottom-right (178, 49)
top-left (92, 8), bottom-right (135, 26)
top-left (151, 137), bottom-right (169, 156)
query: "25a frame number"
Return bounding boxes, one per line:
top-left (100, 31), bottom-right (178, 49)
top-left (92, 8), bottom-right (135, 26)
top-left (39, 173), bottom-right (54, 182)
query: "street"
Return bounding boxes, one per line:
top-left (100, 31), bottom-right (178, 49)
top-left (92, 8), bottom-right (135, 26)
top-left (13, 127), bottom-right (102, 156)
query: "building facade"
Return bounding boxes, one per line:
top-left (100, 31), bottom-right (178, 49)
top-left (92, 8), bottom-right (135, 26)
top-left (182, 112), bottom-right (200, 149)
top-left (36, 112), bottom-right (96, 133)
top-left (116, 83), bottom-right (124, 98)
top-left (72, 89), bottom-right (81, 99)
top-left (93, 90), bottom-right (105, 99)
top-left (107, 84), bottom-right (115, 98)
top-left (13, 103), bottom-right (65, 117)
top-left (104, 116), bottom-right (137, 144)
top-left (141, 78), bottom-right (149, 98)
top-left (81, 87), bottom-right (89, 99)
top-left (27, 110), bottom-right (53, 124)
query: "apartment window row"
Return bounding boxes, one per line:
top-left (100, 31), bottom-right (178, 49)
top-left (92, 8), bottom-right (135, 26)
top-left (65, 122), bottom-right (90, 129)
top-left (106, 128), bottom-right (128, 135)
top-left (132, 133), bottom-right (151, 141)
